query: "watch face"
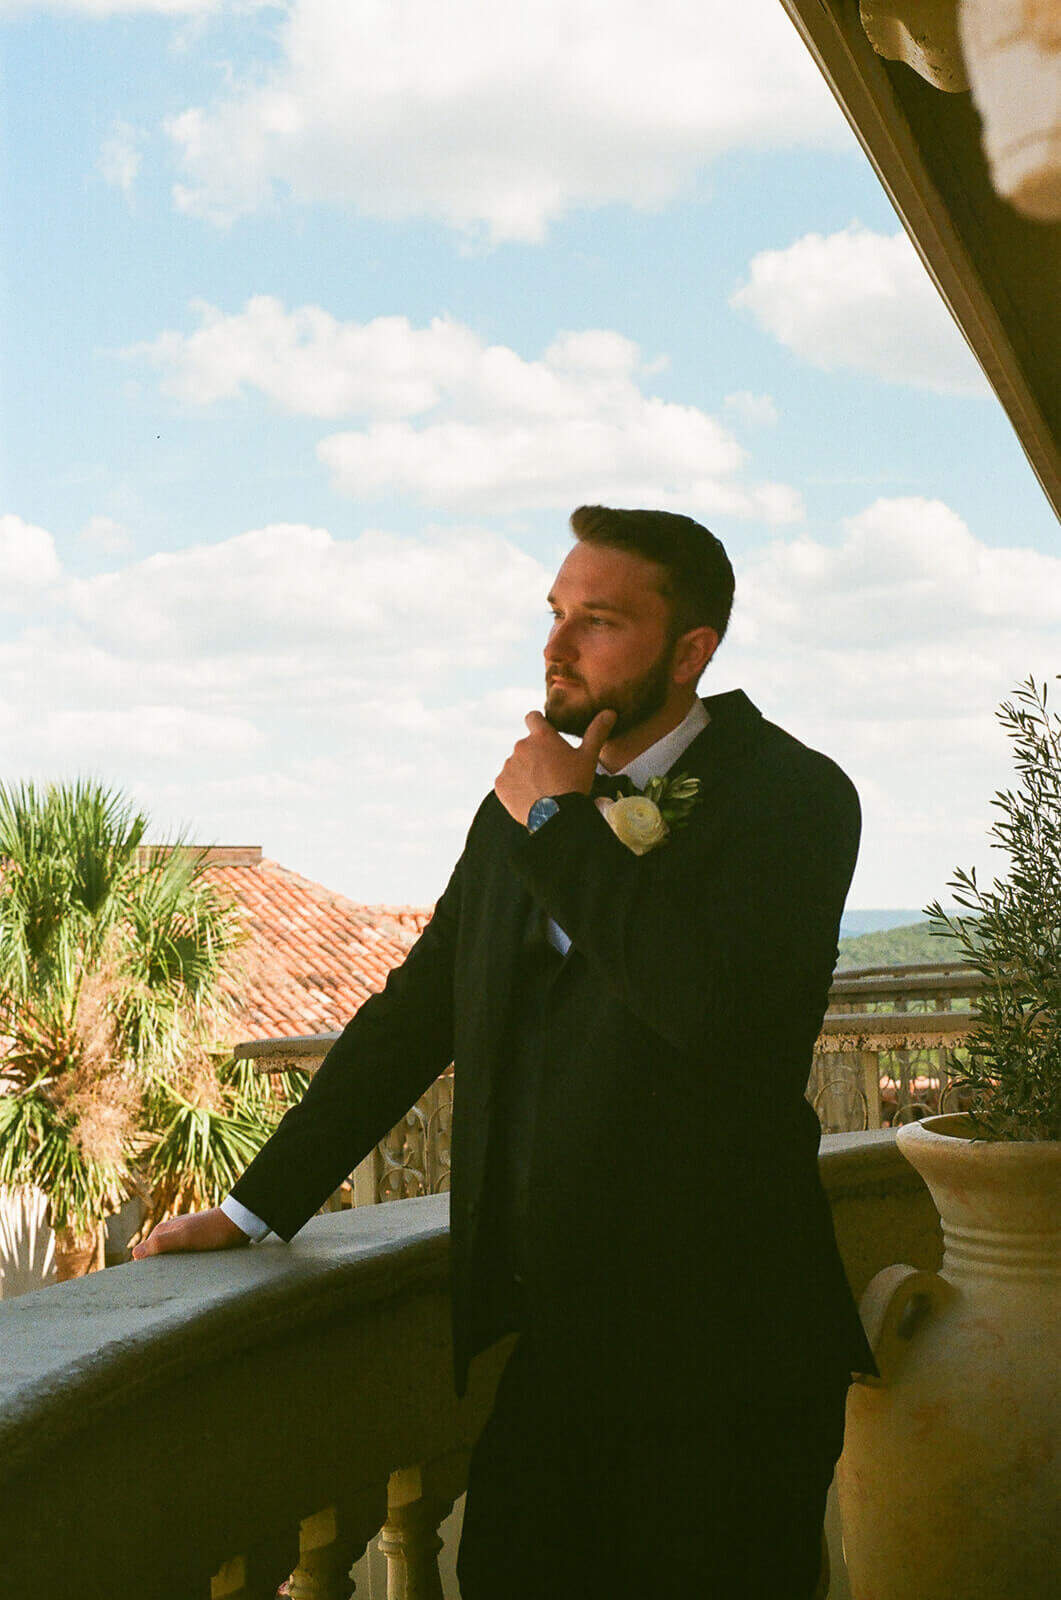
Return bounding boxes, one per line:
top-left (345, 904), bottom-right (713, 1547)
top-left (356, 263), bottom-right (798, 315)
top-left (527, 796), bottom-right (560, 832)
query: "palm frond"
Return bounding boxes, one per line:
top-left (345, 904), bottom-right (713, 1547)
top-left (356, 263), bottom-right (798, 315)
top-left (0, 1078), bottom-right (128, 1234)
top-left (0, 781), bottom-right (249, 1241)
top-left (137, 1059), bottom-right (281, 1226)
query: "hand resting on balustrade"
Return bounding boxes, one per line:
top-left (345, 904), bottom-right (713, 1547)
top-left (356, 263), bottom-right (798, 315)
top-left (132, 1207), bottom-right (249, 1257)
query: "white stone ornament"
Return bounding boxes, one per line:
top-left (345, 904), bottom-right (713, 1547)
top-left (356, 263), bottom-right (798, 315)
top-left (960, 0), bottom-right (1061, 221)
top-left (860, 0), bottom-right (970, 91)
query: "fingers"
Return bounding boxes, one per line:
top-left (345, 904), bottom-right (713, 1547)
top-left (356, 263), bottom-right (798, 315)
top-left (579, 708), bottom-right (617, 761)
top-left (132, 1208), bottom-right (249, 1258)
top-left (132, 1217), bottom-right (188, 1258)
top-left (524, 710), bottom-right (548, 733)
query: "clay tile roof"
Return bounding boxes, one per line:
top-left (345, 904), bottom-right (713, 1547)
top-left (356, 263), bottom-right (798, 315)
top-left (188, 848), bottom-right (433, 1042)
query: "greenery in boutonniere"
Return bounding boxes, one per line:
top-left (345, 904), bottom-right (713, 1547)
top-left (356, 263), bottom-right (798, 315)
top-left (925, 677), bottom-right (1061, 1142)
top-left (641, 772), bottom-right (702, 829)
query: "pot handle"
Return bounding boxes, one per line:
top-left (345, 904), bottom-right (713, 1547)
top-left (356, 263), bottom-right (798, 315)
top-left (855, 1263), bottom-right (954, 1385)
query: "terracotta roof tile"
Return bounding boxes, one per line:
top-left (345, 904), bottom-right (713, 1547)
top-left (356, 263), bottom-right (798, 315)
top-left (193, 850), bottom-right (433, 1044)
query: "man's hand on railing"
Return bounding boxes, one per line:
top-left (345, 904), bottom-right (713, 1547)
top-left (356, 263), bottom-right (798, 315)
top-left (132, 1207), bottom-right (250, 1259)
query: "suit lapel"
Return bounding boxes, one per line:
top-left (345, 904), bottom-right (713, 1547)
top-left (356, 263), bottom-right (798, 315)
top-left (659, 689), bottom-right (761, 811)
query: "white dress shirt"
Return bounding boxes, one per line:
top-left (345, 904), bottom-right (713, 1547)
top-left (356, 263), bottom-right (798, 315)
top-left (221, 698), bottom-right (710, 1243)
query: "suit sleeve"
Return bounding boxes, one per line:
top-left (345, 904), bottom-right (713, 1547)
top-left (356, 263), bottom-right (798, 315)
top-left (508, 749), bottom-right (858, 1062)
top-left (230, 848), bottom-right (464, 1241)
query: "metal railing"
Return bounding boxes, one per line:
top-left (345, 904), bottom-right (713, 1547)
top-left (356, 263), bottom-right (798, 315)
top-left (809, 962), bottom-right (982, 1135)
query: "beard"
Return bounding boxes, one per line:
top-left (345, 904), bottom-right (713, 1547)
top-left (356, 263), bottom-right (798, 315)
top-left (544, 649), bottom-right (674, 739)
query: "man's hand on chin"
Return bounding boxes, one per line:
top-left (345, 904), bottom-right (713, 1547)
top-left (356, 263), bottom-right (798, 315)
top-left (494, 708), bottom-right (616, 825)
top-left (132, 1207), bottom-right (250, 1259)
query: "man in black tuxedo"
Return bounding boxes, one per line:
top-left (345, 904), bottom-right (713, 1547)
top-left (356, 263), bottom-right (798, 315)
top-left (136, 506), bottom-right (871, 1598)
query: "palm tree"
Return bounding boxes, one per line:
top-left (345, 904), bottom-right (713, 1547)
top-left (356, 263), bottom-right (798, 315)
top-left (0, 780), bottom-right (301, 1278)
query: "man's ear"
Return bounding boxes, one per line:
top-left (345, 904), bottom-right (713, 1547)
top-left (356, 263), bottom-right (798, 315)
top-left (672, 626), bottom-right (719, 685)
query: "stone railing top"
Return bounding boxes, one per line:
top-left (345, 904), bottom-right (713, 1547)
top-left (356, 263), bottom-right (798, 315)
top-left (817, 1009), bottom-right (975, 1052)
top-left (234, 1030), bottom-right (340, 1063)
top-left (0, 1193), bottom-right (449, 1478)
top-left (828, 961), bottom-right (981, 1001)
top-left (818, 1127), bottom-right (906, 1187)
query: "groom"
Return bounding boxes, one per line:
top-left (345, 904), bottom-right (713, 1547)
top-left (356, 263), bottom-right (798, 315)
top-left (136, 506), bottom-right (871, 1597)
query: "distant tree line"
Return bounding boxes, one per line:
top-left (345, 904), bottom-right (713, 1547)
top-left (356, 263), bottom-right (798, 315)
top-left (835, 921), bottom-right (967, 971)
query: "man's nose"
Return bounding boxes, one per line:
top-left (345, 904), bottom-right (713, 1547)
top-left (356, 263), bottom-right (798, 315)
top-left (545, 620), bottom-right (575, 663)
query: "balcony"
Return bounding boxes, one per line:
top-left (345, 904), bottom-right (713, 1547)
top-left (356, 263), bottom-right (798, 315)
top-left (0, 1127), bottom-right (942, 1596)
top-left (0, 965), bottom-right (960, 1594)
top-left (0, 1191), bottom-right (512, 1597)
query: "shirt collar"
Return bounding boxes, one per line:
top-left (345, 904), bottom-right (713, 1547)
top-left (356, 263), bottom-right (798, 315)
top-left (601, 699), bottom-right (710, 790)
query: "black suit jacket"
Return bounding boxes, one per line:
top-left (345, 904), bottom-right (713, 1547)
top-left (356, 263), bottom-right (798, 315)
top-left (233, 689), bottom-right (873, 1404)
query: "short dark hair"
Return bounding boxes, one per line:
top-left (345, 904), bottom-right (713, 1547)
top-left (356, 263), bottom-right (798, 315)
top-left (569, 505), bottom-right (735, 643)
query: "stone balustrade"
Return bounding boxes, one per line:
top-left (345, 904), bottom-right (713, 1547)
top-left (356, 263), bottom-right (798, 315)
top-left (0, 1133), bottom-right (941, 1598)
top-left (0, 1194), bottom-right (510, 1598)
top-left (809, 962), bottom-right (982, 1134)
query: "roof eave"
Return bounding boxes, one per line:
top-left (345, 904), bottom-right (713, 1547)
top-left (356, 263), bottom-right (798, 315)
top-left (778, 0), bottom-right (1061, 521)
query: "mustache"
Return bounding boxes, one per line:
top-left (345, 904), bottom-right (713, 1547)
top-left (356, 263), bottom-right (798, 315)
top-left (546, 668), bottom-right (586, 689)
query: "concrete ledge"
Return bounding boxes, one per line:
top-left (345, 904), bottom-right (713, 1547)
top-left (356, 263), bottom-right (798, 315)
top-left (0, 1194), bottom-right (450, 1472)
top-left (0, 1195), bottom-right (505, 1599)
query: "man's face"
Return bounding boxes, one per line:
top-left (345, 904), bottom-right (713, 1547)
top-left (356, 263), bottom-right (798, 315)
top-left (543, 541), bottom-right (678, 738)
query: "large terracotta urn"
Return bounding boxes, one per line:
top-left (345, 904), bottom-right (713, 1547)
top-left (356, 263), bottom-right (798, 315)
top-left (837, 1114), bottom-right (1060, 1600)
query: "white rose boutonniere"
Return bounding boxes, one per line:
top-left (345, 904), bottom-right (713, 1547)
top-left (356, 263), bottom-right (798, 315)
top-left (595, 773), bottom-right (702, 856)
top-left (598, 794), bottom-right (668, 855)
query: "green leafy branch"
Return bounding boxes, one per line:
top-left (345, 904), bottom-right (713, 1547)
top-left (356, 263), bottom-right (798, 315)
top-left (926, 677), bottom-right (1061, 1141)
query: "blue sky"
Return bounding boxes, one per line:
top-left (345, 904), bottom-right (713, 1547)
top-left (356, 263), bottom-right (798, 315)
top-left (1, 0), bottom-right (1058, 909)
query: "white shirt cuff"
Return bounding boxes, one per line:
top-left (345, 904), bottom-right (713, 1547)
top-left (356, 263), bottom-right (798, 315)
top-left (220, 1195), bottom-right (272, 1243)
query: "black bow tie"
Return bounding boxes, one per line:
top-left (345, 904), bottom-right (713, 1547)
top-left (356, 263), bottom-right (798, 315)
top-left (591, 772), bottom-right (636, 800)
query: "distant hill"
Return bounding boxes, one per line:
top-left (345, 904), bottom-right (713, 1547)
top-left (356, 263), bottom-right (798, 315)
top-left (839, 909), bottom-right (926, 939)
top-left (835, 920), bottom-right (966, 970)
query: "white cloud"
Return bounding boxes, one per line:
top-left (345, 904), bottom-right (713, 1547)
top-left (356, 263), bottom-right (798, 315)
top-left (129, 299), bottom-right (485, 418)
top-left (712, 497), bottom-right (1061, 902)
top-left (127, 300), bottom-right (804, 521)
top-left (0, 514), bottom-right (63, 602)
top-left (318, 414), bottom-right (799, 522)
top-left (0, 516), bottom-right (550, 901)
top-left (49, 705), bottom-right (262, 760)
top-left (164, 0), bottom-right (848, 240)
top-left (97, 119), bottom-right (143, 194)
top-left (65, 521), bottom-right (548, 662)
top-left (723, 390), bottom-right (778, 428)
top-left (730, 225), bottom-right (991, 394)
top-left (736, 496), bottom-right (1061, 654)
top-left (80, 514), bottom-right (132, 553)
top-left (4, 501), bottom-right (1055, 906)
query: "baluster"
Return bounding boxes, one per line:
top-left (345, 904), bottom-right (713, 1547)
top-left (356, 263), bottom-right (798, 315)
top-left (288, 1506), bottom-right (358, 1600)
top-left (211, 1556), bottom-right (248, 1599)
top-left (210, 1532), bottom-right (298, 1600)
top-left (378, 1463), bottom-right (462, 1600)
top-left (859, 1048), bottom-right (882, 1129)
top-left (351, 1144), bottom-right (383, 1208)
